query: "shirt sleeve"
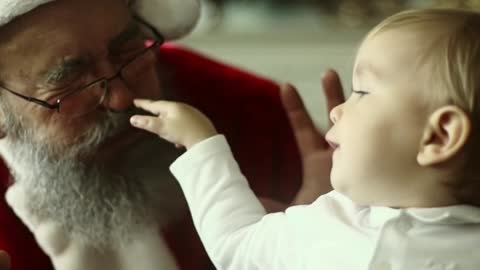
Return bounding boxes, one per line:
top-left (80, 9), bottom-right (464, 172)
top-left (170, 135), bottom-right (302, 270)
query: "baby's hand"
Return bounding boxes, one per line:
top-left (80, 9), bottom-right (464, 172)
top-left (130, 99), bottom-right (217, 149)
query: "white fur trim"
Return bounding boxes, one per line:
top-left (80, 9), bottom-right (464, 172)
top-left (0, 0), bottom-right (54, 27)
top-left (132, 0), bottom-right (200, 40)
top-left (0, 0), bottom-right (200, 40)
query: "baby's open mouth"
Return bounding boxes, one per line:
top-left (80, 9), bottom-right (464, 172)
top-left (326, 140), bottom-right (339, 150)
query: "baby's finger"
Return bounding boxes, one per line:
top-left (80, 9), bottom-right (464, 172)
top-left (130, 115), bottom-right (164, 136)
top-left (133, 99), bottom-right (175, 116)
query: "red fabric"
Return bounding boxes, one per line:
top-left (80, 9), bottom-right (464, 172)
top-left (159, 43), bottom-right (302, 269)
top-left (0, 161), bottom-right (54, 270)
top-left (0, 44), bottom-right (302, 270)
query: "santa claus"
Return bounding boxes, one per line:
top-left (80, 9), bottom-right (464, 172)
top-left (0, 0), bottom-right (341, 269)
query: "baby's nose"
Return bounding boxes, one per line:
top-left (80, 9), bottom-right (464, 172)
top-left (329, 103), bottom-right (343, 124)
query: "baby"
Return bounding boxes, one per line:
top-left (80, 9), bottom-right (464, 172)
top-left (130, 8), bottom-right (480, 270)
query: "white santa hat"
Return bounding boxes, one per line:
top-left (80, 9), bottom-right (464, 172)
top-left (0, 0), bottom-right (201, 40)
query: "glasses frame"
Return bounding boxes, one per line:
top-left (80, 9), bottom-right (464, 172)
top-left (0, 15), bottom-right (165, 115)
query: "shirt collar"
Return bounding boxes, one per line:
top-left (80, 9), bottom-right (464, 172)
top-left (359, 204), bottom-right (480, 228)
top-left (405, 205), bottom-right (480, 224)
top-left (360, 206), bottom-right (401, 228)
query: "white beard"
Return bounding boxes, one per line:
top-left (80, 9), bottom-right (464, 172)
top-left (0, 107), bottom-right (186, 250)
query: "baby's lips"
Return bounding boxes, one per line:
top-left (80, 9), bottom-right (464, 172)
top-left (326, 140), bottom-right (339, 150)
top-left (325, 132), bottom-right (339, 150)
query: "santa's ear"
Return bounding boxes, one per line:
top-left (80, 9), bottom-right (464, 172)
top-left (417, 105), bottom-right (471, 166)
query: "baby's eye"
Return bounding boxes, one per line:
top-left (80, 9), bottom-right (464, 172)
top-left (352, 90), bottom-right (369, 98)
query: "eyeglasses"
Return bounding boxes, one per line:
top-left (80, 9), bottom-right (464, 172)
top-left (0, 18), bottom-right (165, 117)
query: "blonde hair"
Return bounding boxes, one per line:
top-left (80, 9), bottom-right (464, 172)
top-left (366, 9), bottom-right (480, 206)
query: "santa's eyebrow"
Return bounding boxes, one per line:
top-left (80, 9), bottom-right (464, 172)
top-left (39, 22), bottom-right (142, 85)
top-left (41, 58), bottom-right (89, 85)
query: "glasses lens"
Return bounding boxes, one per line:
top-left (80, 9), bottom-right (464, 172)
top-left (58, 80), bottom-right (107, 117)
top-left (121, 45), bottom-right (157, 85)
top-left (55, 42), bottom-right (158, 117)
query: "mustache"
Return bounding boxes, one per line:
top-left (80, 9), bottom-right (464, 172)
top-left (0, 100), bottom-right (156, 166)
top-left (69, 107), bottom-right (147, 158)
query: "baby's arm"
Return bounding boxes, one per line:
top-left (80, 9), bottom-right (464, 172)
top-left (171, 136), bottom-right (302, 269)
top-left (130, 100), bottom-right (301, 270)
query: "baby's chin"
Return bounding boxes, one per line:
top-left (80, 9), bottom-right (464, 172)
top-left (329, 169), bottom-right (345, 190)
top-left (330, 179), bottom-right (368, 205)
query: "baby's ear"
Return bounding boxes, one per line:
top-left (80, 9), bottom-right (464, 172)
top-left (417, 105), bottom-right (471, 166)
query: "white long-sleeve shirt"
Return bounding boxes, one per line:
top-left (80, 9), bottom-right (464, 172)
top-left (170, 135), bottom-right (480, 270)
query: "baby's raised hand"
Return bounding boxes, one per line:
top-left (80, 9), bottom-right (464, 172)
top-left (130, 99), bottom-right (217, 149)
